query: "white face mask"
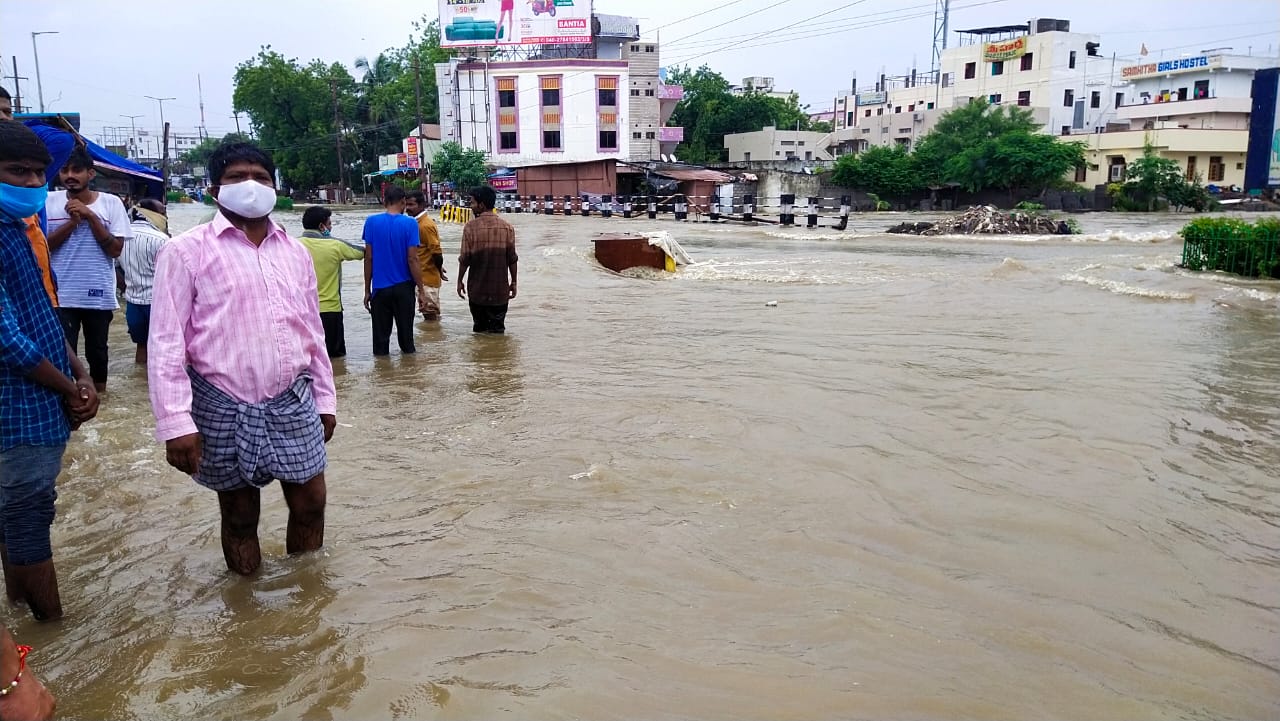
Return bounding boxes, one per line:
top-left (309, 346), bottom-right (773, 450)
top-left (216, 180), bottom-right (276, 219)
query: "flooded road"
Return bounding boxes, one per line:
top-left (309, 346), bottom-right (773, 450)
top-left (18, 205), bottom-right (1280, 719)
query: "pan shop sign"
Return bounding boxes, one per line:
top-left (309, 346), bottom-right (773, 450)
top-left (1121, 55), bottom-right (1220, 79)
top-left (983, 36), bottom-right (1027, 61)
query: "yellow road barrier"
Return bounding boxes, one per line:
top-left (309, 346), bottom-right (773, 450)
top-left (438, 204), bottom-right (474, 224)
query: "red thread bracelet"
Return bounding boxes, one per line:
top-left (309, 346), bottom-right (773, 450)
top-left (0, 644), bottom-right (31, 697)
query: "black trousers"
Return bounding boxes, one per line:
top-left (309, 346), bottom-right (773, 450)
top-left (469, 302), bottom-right (509, 334)
top-left (59, 307), bottom-right (113, 384)
top-left (370, 281), bottom-right (417, 355)
top-left (320, 311), bottom-right (347, 359)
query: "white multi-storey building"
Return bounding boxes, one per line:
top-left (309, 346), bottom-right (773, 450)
top-left (439, 58), bottom-right (630, 166)
top-left (828, 19), bottom-right (1124, 154)
top-left (435, 14), bottom-right (685, 196)
top-left (1078, 53), bottom-right (1277, 188)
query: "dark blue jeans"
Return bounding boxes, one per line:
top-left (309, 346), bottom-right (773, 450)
top-left (0, 444), bottom-right (65, 564)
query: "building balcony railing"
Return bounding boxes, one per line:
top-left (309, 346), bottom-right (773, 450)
top-left (657, 84), bottom-right (684, 101)
top-left (658, 126), bottom-right (684, 142)
top-left (1117, 95), bottom-right (1250, 119)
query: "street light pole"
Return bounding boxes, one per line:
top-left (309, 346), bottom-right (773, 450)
top-left (144, 95), bottom-right (175, 155)
top-left (121, 114), bottom-right (142, 160)
top-left (30, 31), bottom-right (58, 113)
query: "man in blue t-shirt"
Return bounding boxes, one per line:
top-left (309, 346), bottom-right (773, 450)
top-left (362, 185), bottom-right (426, 356)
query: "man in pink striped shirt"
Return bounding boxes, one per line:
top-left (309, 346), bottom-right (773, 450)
top-left (148, 142), bottom-right (336, 576)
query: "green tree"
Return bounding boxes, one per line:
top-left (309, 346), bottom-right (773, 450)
top-left (830, 145), bottom-right (922, 201)
top-left (987, 131), bottom-right (1085, 199)
top-left (913, 99), bottom-right (1040, 190)
top-left (1123, 141), bottom-right (1186, 211)
top-left (231, 19), bottom-right (449, 190)
top-left (810, 119), bottom-right (834, 134)
top-left (178, 132), bottom-right (252, 168)
top-left (233, 47), bottom-right (356, 190)
top-left (434, 141), bottom-right (487, 191)
top-left (667, 66), bottom-right (818, 163)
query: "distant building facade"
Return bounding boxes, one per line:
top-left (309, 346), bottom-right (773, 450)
top-left (724, 126), bottom-right (834, 163)
top-left (829, 19), bottom-right (1122, 155)
top-left (435, 14), bottom-right (684, 195)
top-left (1078, 53), bottom-right (1277, 188)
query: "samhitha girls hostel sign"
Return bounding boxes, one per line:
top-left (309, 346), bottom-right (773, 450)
top-left (1121, 55), bottom-right (1221, 80)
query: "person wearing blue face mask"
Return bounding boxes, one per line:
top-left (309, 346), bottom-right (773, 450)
top-left (298, 205), bottom-right (363, 358)
top-left (0, 120), bottom-right (99, 622)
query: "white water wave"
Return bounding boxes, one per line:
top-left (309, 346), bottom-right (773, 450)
top-left (1213, 286), bottom-right (1280, 303)
top-left (762, 230), bottom-right (855, 241)
top-left (677, 258), bottom-right (883, 285)
top-left (1059, 273), bottom-right (1194, 301)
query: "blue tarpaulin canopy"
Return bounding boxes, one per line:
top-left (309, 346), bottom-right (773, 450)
top-left (19, 115), bottom-right (164, 199)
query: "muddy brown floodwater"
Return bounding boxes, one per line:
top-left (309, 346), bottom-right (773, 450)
top-left (13, 205), bottom-right (1279, 720)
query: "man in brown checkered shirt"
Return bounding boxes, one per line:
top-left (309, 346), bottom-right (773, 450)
top-left (457, 185), bottom-right (518, 333)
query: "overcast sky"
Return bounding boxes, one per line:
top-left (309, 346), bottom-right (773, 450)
top-left (2, 0), bottom-right (1277, 143)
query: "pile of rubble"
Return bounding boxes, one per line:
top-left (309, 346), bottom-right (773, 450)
top-left (886, 205), bottom-right (1074, 236)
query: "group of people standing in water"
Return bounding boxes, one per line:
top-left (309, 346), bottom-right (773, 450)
top-left (0, 112), bottom-right (517, 719)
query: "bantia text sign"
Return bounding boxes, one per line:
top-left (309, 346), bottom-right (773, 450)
top-left (439, 0), bottom-right (594, 48)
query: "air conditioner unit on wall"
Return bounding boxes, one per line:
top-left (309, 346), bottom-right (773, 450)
top-left (913, 113), bottom-right (924, 121)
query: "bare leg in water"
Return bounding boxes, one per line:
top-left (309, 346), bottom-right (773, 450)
top-left (217, 487), bottom-right (262, 575)
top-left (281, 473), bottom-right (326, 554)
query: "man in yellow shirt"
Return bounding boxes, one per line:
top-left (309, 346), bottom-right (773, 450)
top-left (298, 206), bottom-right (364, 358)
top-left (404, 191), bottom-right (446, 321)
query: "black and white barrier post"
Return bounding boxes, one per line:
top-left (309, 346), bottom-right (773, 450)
top-left (836, 195), bottom-right (851, 230)
top-left (781, 194), bottom-right (795, 226)
top-left (674, 194), bottom-right (688, 221)
top-left (602, 194), bottom-right (613, 218)
top-left (807, 196), bottom-right (819, 228)
top-left (648, 195), bottom-right (657, 220)
top-left (580, 194), bottom-right (590, 217)
top-left (743, 194), bottom-right (754, 223)
top-left (709, 195), bottom-right (720, 221)
top-left (622, 195), bottom-right (633, 218)
top-left (543, 195), bottom-right (554, 215)
top-left (562, 195), bottom-right (572, 216)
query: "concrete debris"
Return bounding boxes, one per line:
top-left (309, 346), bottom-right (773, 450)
top-left (886, 206), bottom-right (1073, 236)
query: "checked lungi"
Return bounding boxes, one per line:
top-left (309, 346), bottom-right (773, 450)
top-left (188, 368), bottom-right (327, 491)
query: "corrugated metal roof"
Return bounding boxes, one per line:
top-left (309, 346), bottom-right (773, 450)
top-left (652, 167), bottom-right (734, 183)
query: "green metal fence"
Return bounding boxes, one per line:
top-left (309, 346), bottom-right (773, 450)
top-left (1180, 220), bottom-right (1280, 279)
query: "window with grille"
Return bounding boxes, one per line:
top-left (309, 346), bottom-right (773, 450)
top-left (539, 76), bottom-right (562, 151)
top-left (496, 77), bottom-right (518, 153)
top-left (597, 76), bottom-right (619, 151)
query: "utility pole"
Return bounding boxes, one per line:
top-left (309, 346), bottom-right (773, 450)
top-left (414, 56), bottom-right (425, 186)
top-left (31, 31), bottom-right (58, 112)
top-left (231, 111), bottom-right (243, 135)
top-left (121, 114), bottom-right (143, 160)
top-left (329, 78), bottom-right (345, 202)
top-left (161, 121), bottom-right (171, 192)
top-left (197, 74), bottom-right (207, 141)
top-left (5, 57), bottom-right (27, 112)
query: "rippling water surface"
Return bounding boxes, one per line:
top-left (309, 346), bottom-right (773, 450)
top-left (16, 205), bottom-right (1280, 720)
